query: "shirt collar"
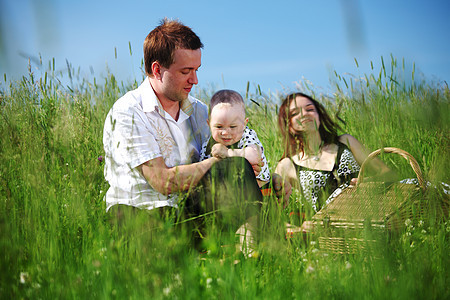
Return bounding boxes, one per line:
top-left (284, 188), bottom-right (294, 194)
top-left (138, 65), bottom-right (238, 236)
top-left (140, 78), bottom-right (195, 117)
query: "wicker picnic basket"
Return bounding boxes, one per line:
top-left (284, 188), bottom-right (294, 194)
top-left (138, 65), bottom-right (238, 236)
top-left (312, 147), bottom-right (448, 254)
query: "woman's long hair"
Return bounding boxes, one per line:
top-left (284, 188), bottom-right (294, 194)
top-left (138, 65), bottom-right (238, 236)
top-left (278, 92), bottom-right (342, 159)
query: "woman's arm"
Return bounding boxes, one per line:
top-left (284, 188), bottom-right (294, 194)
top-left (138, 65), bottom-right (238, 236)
top-left (274, 157), bottom-right (300, 191)
top-left (338, 134), bottom-right (398, 182)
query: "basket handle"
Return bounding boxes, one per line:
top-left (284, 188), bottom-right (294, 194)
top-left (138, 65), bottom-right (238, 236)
top-left (356, 147), bottom-right (426, 190)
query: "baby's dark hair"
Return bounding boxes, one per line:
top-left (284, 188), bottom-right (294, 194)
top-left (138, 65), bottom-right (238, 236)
top-left (209, 89), bottom-right (245, 114)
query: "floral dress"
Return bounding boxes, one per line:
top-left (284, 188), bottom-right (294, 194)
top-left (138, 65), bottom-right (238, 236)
top-left (293, 142), bottom-right (360, 212)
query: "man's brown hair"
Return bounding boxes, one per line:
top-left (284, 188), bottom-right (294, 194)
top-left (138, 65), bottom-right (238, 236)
top-left (144, 18), bottom-right (203, 76)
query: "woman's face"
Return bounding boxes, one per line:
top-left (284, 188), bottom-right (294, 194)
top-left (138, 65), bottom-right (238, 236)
top-left (288, 96), bottom-right (320, 133)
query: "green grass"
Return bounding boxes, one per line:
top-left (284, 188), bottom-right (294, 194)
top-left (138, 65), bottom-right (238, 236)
top-left (1, 56), bottom-right (449, 299)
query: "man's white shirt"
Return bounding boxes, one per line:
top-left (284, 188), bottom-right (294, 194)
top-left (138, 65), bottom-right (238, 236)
top-left (103, 78), bottom-right (209, 211)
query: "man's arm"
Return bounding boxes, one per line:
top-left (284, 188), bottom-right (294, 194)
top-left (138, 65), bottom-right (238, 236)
top-left (138, 156), bottom-right (219, 195)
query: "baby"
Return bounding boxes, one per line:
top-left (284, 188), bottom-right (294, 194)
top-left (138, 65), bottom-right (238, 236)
top-left (199, 89), bottom-right (270, 188)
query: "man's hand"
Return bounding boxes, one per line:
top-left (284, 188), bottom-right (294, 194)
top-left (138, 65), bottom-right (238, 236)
top-left (272, 173), bottom-right (292, 207)
top-left (211, 143), bottom-right (229, 159)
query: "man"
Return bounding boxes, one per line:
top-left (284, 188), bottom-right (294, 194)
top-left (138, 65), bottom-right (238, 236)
top-left (103, 19), bottom-right (290, 234)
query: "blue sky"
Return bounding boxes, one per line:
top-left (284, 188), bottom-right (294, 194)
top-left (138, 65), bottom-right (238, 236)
top-left (1, 0), bottom-right (449, 96)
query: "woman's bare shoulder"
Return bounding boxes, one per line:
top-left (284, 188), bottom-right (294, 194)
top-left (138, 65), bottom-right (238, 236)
top-left (276, 157), bottom-right (294, 171)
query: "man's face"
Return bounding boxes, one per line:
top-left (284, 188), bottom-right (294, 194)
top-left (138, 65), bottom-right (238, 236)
top-left (158, 48), bottom-right (201, 103)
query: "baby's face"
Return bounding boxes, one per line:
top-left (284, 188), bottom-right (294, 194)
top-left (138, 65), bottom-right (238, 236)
top-left (209, 102), bottom-right (247, 146)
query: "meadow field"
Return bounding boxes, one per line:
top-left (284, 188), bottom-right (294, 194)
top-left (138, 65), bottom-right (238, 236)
top-left (0, 56), bottom-right (449, 299)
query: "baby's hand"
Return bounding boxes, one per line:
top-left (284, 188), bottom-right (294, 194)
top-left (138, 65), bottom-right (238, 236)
top-left (211, 143), bottom-right (229, 159)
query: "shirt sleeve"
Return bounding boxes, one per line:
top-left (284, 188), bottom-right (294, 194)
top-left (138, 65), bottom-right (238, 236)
top-left (199, 139), bottom-right (211, 161)
top-left (190, 98), bottom-right (210, 154)
top-left (105, 105), bottom-right (162, 170)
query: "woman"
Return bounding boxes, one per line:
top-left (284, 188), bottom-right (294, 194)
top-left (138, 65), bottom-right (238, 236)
top-left (274, 92), bottom-right (393, 217)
